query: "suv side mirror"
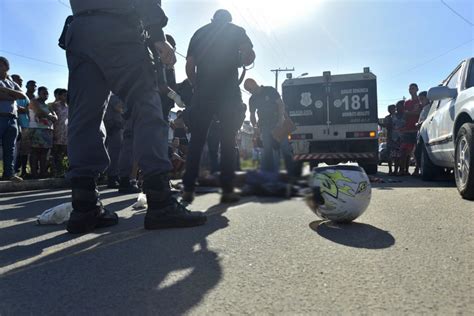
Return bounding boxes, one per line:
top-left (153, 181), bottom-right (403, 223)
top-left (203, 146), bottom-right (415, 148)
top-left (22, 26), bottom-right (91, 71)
top-left (428, 86), bottom-right (457, 101)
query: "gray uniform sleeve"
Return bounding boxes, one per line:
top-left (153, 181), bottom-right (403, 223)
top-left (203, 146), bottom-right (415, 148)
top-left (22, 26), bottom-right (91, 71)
top-left (133, 0), bottom-right (168, 42)
top-left (249, 95), bottom-right (257, 113)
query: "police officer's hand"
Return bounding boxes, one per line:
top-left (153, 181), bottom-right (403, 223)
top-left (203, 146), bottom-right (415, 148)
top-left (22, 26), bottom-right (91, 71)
top-left (154, 41), bottom-right (177, 66)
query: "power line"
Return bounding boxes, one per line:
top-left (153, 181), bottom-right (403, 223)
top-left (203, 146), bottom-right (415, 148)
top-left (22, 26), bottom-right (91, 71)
top-left (245, 8), bottom-right (290, 64)
top-left (175, 50), bottom-right (186, 59)
top-left (57, 0), bottom-right (70, 9)
top-left (0, 50), bottom-right (67, 68)
top-left (271, 67), bottom-right (294, 90)
top-left (229, 1), bottom-right (281, 70)
top-left (243, 7), bottom-right (287, 64)
top-left (228, 11), bottom-right (277, 81)
top-left (385, 38), bottom-right (474, 80)
top-left (440, 0), bottom-right (473, 27)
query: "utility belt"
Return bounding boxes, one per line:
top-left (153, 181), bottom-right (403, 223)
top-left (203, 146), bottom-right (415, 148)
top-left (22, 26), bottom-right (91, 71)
top-left (59, 10), bottom-right (136, 50)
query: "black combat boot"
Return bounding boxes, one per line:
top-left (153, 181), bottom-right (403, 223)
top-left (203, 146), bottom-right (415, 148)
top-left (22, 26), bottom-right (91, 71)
top-left (67, 177), bottom-right (119, 234)
top-left (220, 191), bottom-right (240, 204)
top-left (118, 176), bottom-right (141, 194)
top-left (143, 173), bottom-right (207, 230)
top-left (220, 185), bottom-right (240, 204)
top-left (107, 175), bottom-right (120, 189)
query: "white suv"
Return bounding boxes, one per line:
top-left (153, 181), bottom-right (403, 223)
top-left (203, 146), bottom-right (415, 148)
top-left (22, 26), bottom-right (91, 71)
top-left (420, 57), bottom-right (474, 200)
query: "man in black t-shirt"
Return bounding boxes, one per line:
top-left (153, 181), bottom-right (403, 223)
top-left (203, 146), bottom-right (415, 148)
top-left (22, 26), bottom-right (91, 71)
top-left (245, 78), bottom-right (294, 176)
top-left (182, 9), bottom-right (255, 204)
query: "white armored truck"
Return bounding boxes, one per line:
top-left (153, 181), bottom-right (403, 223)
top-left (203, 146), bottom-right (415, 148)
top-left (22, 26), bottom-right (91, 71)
top-left (282, 68), bottom-right (379, 175)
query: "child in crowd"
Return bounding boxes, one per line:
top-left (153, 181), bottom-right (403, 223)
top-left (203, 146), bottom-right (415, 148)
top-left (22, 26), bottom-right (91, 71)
top-left (29, 87), bottom-right (57, 178)
top-left (392, 101), bottom-right (406, 175)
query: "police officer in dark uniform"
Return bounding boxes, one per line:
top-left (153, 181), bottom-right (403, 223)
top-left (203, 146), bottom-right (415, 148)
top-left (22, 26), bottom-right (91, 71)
top-left (66, 0), bottom-right (206, 233)
top-left (181, 9), bottom-right (255, 204)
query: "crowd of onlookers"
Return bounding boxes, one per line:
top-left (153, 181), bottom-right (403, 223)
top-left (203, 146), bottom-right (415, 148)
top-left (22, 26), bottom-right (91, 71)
top-left (379, 83), bottom-right (432, 176)
top-left (1, 56), bottom-right (69, 182)
top-left (0, 54), bottom-right (260, 191)
top-left (3, 53), bottom-right (431, 186)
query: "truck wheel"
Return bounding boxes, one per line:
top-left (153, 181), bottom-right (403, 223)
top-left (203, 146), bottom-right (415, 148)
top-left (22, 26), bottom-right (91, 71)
top-left (360, 164), bottom-right (377, 175)
top-left (421, 143), bottom-right (441, 181)
top-left (293, 161), bottom-right (304, 178)
top-left (454, 123), bottom-right (474, 200)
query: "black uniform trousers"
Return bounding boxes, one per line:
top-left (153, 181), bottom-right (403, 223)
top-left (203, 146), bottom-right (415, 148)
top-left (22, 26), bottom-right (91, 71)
top-left (183, 95), bottom-right (244, 193)
top-left (65, 14), bottom-right (171, 180)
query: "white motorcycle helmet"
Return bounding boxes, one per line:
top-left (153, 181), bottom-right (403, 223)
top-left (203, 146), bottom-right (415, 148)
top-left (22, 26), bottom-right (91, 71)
top-left (306, 165), bottom-right (372, 222)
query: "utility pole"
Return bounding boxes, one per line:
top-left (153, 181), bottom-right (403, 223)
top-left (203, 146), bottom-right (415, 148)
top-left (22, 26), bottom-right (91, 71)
top-left (271, 67), bottom-right (294, 91)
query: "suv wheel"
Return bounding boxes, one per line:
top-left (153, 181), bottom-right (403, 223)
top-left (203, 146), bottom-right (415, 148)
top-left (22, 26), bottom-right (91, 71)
top-left (421, 143), bottom-right (441, 181)
top-left (455, 123), bottom-right (474, 200)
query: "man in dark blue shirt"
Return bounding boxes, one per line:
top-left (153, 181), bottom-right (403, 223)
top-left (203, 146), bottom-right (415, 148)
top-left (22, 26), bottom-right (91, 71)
top-left (245, 78), bottom-right (294, 176)
top-left (65, 0), bottom-right (206, 233)
top-left (182, 9), bottom-right (255, 204)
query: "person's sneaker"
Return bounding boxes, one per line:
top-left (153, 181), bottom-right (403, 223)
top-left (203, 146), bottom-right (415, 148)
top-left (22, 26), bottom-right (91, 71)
top-left (118, 179), bottom-right (141, 194)
top-left (8, 175), bottom-right (23, 182)
top-left (220, 191), bottom-right (240, 204)
top-left (144, 199), bottom-right (206, 229)
top-left (67, 205), bottom-right (119, 234)
top-left (181, 190), bottom-right (195, 204)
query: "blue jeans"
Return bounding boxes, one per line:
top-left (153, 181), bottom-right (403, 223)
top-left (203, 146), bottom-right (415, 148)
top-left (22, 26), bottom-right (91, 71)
top-left (260, 125), bottom-right (294, 176)
top-left (0, 116), bottom-right (19, 178)
top-left (279, 138), bottom-right (294, 177)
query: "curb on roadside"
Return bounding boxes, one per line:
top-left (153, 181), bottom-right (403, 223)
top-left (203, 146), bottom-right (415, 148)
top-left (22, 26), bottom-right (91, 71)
top-left (0, 171), bottom-right (293, 193)
top-left (0, 178), bottom-right (70, 193)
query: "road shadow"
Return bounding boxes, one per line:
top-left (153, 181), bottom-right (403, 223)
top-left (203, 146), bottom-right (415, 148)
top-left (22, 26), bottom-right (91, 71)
top-left (0, 213), bottom-right (229, 315)
top-left (0, 189), bottom-right (121, 208)
top-left (309, 220), bottom-right (395, 249)
top-left (0, 195), bottom-right (140, 266)
top-left (0, 189), bottom-right (134, 249)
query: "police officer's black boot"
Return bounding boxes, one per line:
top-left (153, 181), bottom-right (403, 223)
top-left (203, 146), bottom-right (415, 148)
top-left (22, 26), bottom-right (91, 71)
top-left (143, 173), bottom-right (207, 229)
top-left (118, 176), bottom-right (141, 194)
top-left (107, 175), bottom-right (120, 189)
top-left (67, 177), bottom-right (119, 234)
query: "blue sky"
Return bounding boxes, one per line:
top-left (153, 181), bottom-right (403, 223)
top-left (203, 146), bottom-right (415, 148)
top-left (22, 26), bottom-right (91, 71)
top-left (0, 0), bottom-right (473, 117)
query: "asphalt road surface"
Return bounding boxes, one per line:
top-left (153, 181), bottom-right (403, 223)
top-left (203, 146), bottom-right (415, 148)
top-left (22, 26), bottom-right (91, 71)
top-left (0, 166), bottom-right (472, 315)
